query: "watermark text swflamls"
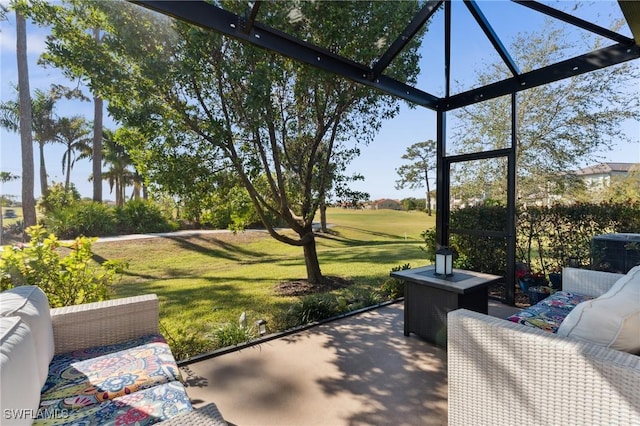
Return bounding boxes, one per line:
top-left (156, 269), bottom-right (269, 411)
top-left (4, 408), bottom-right (70, 420)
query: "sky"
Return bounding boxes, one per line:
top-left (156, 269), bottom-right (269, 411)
top-left (1, 0), bottom-right (639, 203)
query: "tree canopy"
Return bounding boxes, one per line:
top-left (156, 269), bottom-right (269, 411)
top-left (449, 22), bottom-right (639, 204)
top-left (395, 140), bottom-right (436, 215)
top-left (34, 0), bottom-right (424, 283)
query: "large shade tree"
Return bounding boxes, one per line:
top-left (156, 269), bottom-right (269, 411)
top-left (395, 140), bottom-right (436, 216)
top-left (36, 0), bottom-right (424, 284)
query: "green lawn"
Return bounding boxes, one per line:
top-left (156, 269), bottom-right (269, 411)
top-left (90, 207), bottom-right (434, 357)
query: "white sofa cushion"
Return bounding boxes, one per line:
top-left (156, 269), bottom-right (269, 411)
top-left (558, 265), bottom-right (640, 353)
top-left (0, 316), bottom-right (41, 425)
top-left (0, 286), bottom-right (54, 386)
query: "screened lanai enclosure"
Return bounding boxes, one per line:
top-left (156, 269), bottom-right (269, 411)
top-left (132, 0), bottom-right (640, 304)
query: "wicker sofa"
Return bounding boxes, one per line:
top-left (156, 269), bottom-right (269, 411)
top-left (0, 287), bottom-right (226, 425)
top-left (448, 267), bottom-right (640, 425)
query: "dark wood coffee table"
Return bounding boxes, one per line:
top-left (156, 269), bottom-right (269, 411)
top-left (391, 265), bottom-right (502, 347)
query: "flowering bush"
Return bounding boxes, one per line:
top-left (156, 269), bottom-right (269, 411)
top-left (0, 225), bottom-right (127, 307)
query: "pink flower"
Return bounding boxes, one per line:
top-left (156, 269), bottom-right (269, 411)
top-left (115, 407), bottom-right (151, 425)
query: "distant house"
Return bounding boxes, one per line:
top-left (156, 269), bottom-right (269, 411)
top-left (574, 162), bottom-right (638, 190)
top-left (369, 198), bottom-right (402, 210)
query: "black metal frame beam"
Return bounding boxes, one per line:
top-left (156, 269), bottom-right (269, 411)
top-left (514, 0), bottom-right (635, 45)
top-left (443, 42), bottom-right (640, 110)
top-left (505, 92), bottom-right (518, 306)
top-left (444, 0), bottom-right (452, 98)
top-left (372, 0), bottom-right (442, 79)
top-left (133, 0), bottom-right (441, 110)
top-left (132, 1), bottom-right (640, 113)
top-left (464, 0), bottom-right (520, 77)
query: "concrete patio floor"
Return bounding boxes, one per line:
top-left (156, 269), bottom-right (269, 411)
top-left (179, 300), bottom-right (520, 426)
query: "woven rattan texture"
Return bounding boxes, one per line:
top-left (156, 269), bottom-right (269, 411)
top-left (50, 294), bottom-right (159, 354)
top-left (448, 268), bottom-right (640, 426)
top-left (163, 403), bottom-right (227, 426)
top-left (562, 267), bottom-right (622, 297)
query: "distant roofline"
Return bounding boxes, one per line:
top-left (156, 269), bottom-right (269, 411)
top-left (574, 162), bottom-right (639, 176)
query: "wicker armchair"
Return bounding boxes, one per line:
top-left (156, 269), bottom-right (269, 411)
top-left (447, 267), bottom-right (640, 425)
top-left (51, 294), bottom-right (226, 426)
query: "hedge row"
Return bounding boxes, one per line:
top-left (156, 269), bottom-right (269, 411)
top-left (423, 201), bottom-right (640, 276)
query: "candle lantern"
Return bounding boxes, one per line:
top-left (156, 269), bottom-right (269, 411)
top-left (435, 246), bottom-right (454, 277)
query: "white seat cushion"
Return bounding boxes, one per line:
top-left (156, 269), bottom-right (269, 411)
top-left (558, 265), bottom-right (640, 353)
top-left (0, 286), bottom-right (54, 386)
top-left (0, 316), bottom-right (41, 425)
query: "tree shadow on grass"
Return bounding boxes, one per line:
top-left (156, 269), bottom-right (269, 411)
top-left (159, 234), bottom-right (269, 262)
top-left (330, 225), bottom-right (423, 241)
top-left (315, 228), bottom-right (422, 248)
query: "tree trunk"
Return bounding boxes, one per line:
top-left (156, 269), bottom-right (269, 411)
top-left (319, 201), bottom-right (327, 232)
top-left (92, 28), bottom-right (103, 203)
top-left (115, 178), bottom-right (123, 206)
top-left (39, 142), bottom-right (48, 197)
top-left (65, 147), bottom-right (71, 191)
top-left (302, 233), bottom-right (323, 284)
top-left (425, 168), bottom-right (432, 216)
top-left (92, 95), bottom-right (103, 202)
top-left (16, 11), bottom-right (36, 230)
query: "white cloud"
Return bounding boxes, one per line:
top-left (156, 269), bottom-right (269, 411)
top-left (1, 12), bottom-right (50, 55)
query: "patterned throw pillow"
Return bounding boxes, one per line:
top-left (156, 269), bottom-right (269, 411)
top-left (507, 291), bottom-right (593, 333)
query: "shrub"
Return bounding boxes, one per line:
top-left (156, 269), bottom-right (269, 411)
top-left (345, 286), bottom-right (385, 310)
top-left (421, 201), bottom-right (640, 277)
top-left (380, 263), bottom-right (410, 299)
top-left (210, 321), bottom-right (256, 348)
top-left (285, 293), bottom-right (341, 326)
top-left (114, 200), bottom-right (176, 234)
top-left (38, 182), bottom-right (81, 214)
top-left (161, 322), bottom-right (215, 362)
top-left (449, 205), bottom-right (507, 274)
top-left (43, 201), bottom-right (116, 239)
top-left (161, 313), bottom-right (263, 361)
top-left (0, 225), bottom-right (126, 307)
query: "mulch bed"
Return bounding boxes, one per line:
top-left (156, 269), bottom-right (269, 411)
top-left (274, 276), bottom-right (354, 297)
top-left (274, 277), bottom-right (531, 307)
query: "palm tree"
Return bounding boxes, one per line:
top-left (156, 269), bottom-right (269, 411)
top-left (2, 84), bottom-right (89, 200)
top-left (15, 7), bottom-right (36, 228)
top-left (56, 116), bottom-right (92, 191)
top-left (92, 28), bottom-right (104, 203)
top-left (101, 128), bottom-right (135, 206)
top-left (30, 89), bottom-right (58, 197)
top-left (1, 87), bottom-right (66, 199)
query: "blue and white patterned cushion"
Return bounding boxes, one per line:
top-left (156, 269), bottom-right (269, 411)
top-left (35, 381), bottom-right (192, 425)
top-left (507, 291), bottom-right (594, 333)
top-left (40, 334), bottom-right (183, 413)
